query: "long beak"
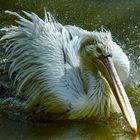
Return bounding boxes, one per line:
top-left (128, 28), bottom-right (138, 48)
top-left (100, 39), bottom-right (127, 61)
top-left (97, 56), bottom-right (137, 134)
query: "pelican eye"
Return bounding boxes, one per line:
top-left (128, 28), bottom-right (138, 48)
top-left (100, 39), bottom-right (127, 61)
top-left (96, 46), bottom-right (103, 56)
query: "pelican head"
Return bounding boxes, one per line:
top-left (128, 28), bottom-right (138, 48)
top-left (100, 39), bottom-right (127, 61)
top-left (79, 32), bottom-right (137, 133)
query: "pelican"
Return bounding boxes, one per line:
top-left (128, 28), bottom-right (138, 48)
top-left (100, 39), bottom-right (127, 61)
top-left (0, 10), bottom-right (137, 134)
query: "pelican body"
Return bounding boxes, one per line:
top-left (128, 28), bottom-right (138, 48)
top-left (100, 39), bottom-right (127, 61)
top-left (0, 10), bottom-right (137, 133)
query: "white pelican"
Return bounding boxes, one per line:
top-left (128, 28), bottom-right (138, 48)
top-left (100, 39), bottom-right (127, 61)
top-left (0, 10), bottom-right (137, 134)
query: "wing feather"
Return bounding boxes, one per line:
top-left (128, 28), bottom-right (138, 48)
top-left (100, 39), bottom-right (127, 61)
top-left (0, 10), bottom-right (84, 113)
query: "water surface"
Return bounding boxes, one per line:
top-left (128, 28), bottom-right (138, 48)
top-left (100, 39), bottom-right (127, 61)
top-left (0, 0), bottom-right (140, 139)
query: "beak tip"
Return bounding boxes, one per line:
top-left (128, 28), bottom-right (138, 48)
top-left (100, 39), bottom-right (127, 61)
top-left (129, 121), bottom-right (137, 136)
top-left (127, 112), bottom-right (137, 135)
top-left (132, 127), bottom-right (137, 136)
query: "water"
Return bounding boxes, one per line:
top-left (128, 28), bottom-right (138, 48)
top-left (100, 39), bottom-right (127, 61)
top-left (0, 0), bottom-right (140, 139)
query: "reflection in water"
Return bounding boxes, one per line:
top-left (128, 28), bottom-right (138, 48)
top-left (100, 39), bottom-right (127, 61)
top-left (0, 115), bottom-right (135, 140)
top-left (0, 0), bottom-right (140, 139)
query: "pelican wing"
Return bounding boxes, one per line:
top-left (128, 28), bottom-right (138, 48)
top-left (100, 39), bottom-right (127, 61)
top-left (0, 11), bottom-right (84, 113)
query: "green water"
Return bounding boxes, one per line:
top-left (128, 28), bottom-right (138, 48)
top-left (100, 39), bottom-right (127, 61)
top-left (0, 0), bottom-right (140, 139)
